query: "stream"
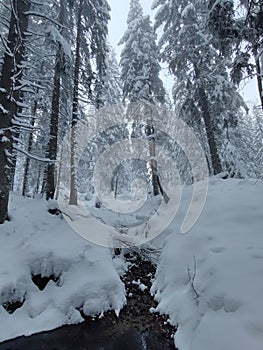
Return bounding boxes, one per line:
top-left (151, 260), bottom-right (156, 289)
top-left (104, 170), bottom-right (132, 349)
top-left (0, 252), bottom-right (177, 350)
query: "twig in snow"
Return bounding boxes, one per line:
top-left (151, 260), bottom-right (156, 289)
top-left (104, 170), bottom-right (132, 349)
top-left (187, 256), bottom-right (200, 299)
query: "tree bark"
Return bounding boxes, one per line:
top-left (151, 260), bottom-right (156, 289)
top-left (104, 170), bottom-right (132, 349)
top-left (34, 164), bottom-right (42, 197)
top-left (10, 99), bottom-right (24, 192)
top-left (22, 101), bottom-right (37, 196)
top-left (253, 46), bottom-right (263, 113)
top-left (46, 0), bottom-right (65, 200)
top-left (69, 0), bottom-right (83, 206)
top-left (46, 52), bottom-right (61, 200)
top-left (0, 0), bottom-right (31, 223)
top-left (145, 117), bottom-right (169, 203)
top-left (55, 151), bottom-right (63, 201)
top-left (146, 119), bottom-right (159, 196)
top-left (194, 65), bottom-right (222, 175)
top-left (198, 85), bottom-right (223, 175)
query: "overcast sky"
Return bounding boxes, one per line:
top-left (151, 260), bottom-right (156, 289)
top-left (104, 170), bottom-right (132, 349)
top-left (107, 0), bottom-right (259, 106)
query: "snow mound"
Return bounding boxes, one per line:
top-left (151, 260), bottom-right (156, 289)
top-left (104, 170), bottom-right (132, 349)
top-left (151, 178), bottom-right (263, 350)
top-left (0, 194), bottom-right (126, 342)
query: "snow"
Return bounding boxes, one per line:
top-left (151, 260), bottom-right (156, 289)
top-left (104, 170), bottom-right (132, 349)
top-left (0, 104), bottom-right (8, 114)
top-left (45, 25), bottom-right (72, 60)
top-left (1, 136), bottom-right (9, 143)
top-left (13, 145), bottom-right (54, 163)
top-left (139, 283), bottom-right (148, 292)
top-left (151, 178), bottom-right (263, 350)
top-left (0, 178), bottom-right (262, 349)
top-left (151, 0), bottom-right (166, 10)
top-left (0, 194), bottom-right (126, 342)
top-left (182, 4), bottom-right (195, 18)
top-left (131, 279), bottom-right (148, 292)
top-left (4, 149), bottom-right (12, 157)
top-left (15, 101), bottom-right (29, 109)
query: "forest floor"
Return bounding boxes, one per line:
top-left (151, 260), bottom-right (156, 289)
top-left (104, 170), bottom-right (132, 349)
top-left (0, 177), bottom-right (263, 350)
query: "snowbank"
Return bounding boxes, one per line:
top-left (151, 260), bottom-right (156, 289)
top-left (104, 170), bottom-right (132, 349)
top-left (0, 194), bottom-right (126, 342)
top-left (151, 178), bottom-right (263, 350)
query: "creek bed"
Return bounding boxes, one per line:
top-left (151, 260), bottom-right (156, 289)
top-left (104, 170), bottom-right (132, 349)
top-left (0, 252), bottom-right (177, 350)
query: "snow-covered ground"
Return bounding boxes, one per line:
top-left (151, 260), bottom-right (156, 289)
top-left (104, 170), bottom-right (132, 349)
top-left (0, 194), bottom-right (126, 342)
top-left (0, 177), bottom-right (262, 350)
top-left (151, 178), bottom-right (263, 350)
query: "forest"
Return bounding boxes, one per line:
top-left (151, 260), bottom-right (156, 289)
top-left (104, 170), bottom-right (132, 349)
top-left (0, 0), bottom-right (262, 349)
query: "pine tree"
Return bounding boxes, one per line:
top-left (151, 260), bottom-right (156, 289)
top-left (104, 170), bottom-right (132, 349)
top-left (46, 0), bottom-right (70, 200)
top-left (0, 0), bottom-right (31, 223)
top-left (98, 47), bottom-right (122, 107)
top-left (207, 0), bottom-right (236, 58)
top-left (119, 0), bottom-right (165, 104)
top-left (119, 0), bottom-right (167, 197)
top-left (69, 0), bottom-right (111, 205)
top-left (230, 1), bottom-right (263, 111)
top-left (234, 105), bottom-right (263, 179)
top-left (153, 0), bottom-right (244, 175)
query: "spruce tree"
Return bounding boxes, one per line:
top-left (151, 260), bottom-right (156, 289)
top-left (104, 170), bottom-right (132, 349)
top-left (98, 47), bottom-right (122, 107)
top-left (153, 0), bottom-right (244, 175)
top-left (0, 0), bottom-right (31, 223)
top-left (232, 0), bottom-right (263, 112)
top-left (119, 0), bottom-right (166, 197)
top-left (119, 0), bottom-right (165, 104)
top-left (69, 0), bottom-right (110, 204)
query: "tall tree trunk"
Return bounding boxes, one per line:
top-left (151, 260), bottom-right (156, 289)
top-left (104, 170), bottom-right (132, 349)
top-left (194, 65), bottom-right (222, 175)
top-left (146, 119), bottom-right (159, 196)
top-left (55, 151), bottom-right (63, 201)
top-left (22, 100), bottom-right (37, 196)
top-left (41, 165), bottom-right (47, 196)
top-left (145, 114), bottom-right (169, 203)
top-left (69, 0), bottom-right (83, 206)
top-left (253, 47), bottom-right (263, 113)
top-left (10, 99), bottom-right (24, 192)
top-left (34, 164), bottom-right (42, 197)
top-left (46, 53), bottom-right (61, 200)
top-left (198, 85), bottom-right (222, 175)
top-left (0, 0), bottom-right (31, 224)
top-left (46, 0), bottom-right (65, 200)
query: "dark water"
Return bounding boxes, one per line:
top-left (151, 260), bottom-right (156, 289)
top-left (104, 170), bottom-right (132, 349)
top-left (0, 319), bottom-right (174, 350)
top-left (0, 253), bottom-right (176, 350)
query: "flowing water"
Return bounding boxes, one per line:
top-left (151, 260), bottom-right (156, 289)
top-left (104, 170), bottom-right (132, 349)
top-left (0, 252), bottom-right (177, 350)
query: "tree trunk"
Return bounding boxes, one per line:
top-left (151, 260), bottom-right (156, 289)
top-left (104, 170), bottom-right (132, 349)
top-left (34, 164), bottom-right (42, 197)
top-left (198, 85), bottom-right (222, 175)
top-left (146, 120), bottom-right (159, 196)
top-left (194, 65), bottom-right (222, 175)
top-left (41, 165), bottom-right (47, 196)
top-left (0, 0), bottom-right (31, 224)
top-left (22, 101), bottom-right (37, 196)
top-left (10, 99), bottom-right (24, 192)
top-left (46, 0), bottom-right (65, 201)
top-left (46, 54), bottom-right (61, 200)
top-left (253, 47), bottom-right (263, 113)
top-left (69, 0), bottom-right (83, 206)
top-left (55, 152), bottom-right (63, 201)
top-left (145, 117), bottom-right (169, 203)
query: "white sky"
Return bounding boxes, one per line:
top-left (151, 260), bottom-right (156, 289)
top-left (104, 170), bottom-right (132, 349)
top-left (107, 0), bottom-right (260, 107)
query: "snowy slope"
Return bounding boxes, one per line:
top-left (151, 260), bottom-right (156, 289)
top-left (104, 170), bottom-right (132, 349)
top-left (0, 178), bottom-right (262, 349)
top-left (0, 194), bottom-right (126, 342)
top-left (151, 178), bottom-right (263, 350)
